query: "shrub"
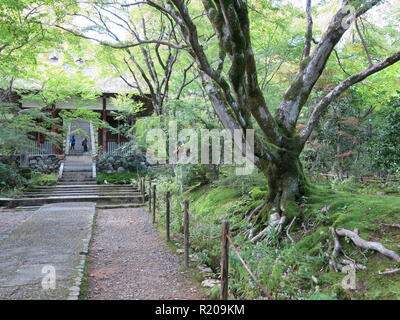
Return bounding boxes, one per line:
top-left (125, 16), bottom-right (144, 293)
top-left (28, 173), bottom-right (58, 187)
top-left (96, 172), bottom-right (137, 184)
top-left (213, 167), bottom-right (268, 196)
top-left (175, 164), bottom-right (219, 189)
top-left (0, 162), bottom-right (27, 190)
top-left (18, 167), bottom-right (33, 179)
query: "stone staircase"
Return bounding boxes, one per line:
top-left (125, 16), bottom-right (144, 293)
top-left (68, 120), bottom-right (92, 155)
top-left (2, 184), bottom-right (145, 207)
top-left (0, 120), bottom-right (146, 208)
top-left (60, 155), bottom-right (95, 185)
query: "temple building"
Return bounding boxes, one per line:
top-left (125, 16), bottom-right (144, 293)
top-left (19, 92), bottom-right (153, 155)
top-left (4, 52), bottom-right (153, 156)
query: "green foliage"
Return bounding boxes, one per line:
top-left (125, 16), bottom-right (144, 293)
top-left (96, 172), bottom-right (138, 185)
top-left (213, 167), bottom-right (268, 196)
top-left (366, 94), bottom-right (400, 175)
top-left (0, 104), bottom-right (63, 155)
top-left (249, 187), bottom-right (268, 201)
top-left (28, 173), bottom-right (57, 186)
top-left (303, 91), bottom-right (400, 178)
top-left (0, 162), bottom-right (27, 190)
top-left (0, 162), bottom-right (57, 191)
top-left (151, 167), bottom-right (400, 299)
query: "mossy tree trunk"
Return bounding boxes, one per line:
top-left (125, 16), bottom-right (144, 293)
top-left (264, 155), bottom-right (308, 214)
top-left (151, 0), bottom-right (400, 226)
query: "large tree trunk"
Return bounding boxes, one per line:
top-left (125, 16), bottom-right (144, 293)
top-left (254, 145), bottom-right (309, 225)
top-left (265, 157), bottom-right (308, 212)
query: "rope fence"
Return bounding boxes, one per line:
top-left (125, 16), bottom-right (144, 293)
top-left (140, 177), bottom-right (271, 300)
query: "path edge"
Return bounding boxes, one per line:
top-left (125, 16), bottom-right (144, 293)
top-left (66, 205), bottom-right (97, 300)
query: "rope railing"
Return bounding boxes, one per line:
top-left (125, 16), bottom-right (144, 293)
top-left (143, 178), bottom-right (271, 300)
top-left (225, 231), bottom-right (272, 299)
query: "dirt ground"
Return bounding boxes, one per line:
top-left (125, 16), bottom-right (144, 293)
top-left (86, 207), bottom-right (202, 300)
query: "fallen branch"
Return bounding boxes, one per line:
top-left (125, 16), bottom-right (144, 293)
top-left (378, 268), bottom-right (400, 275)
top-left (336, 228), bottom-right (400, 262)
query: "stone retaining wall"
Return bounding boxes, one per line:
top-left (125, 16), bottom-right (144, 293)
top-left (96, 152), bottom-right (148, 173)
top-left (28, 155), bottom-right (62, 173)
top-left (0, 154), bottom-right (62, 173)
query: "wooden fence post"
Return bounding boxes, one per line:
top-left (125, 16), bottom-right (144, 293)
top-left (220, 221), bottom-right (229, 300)
top-left (148, 181), bottom-right (152, 211)
top-left (184, 200), bottom-right (190, 268)
top-left (142, 178), bottom-right (145, 203)
top-left (166, 191), bottom-right (171, 242)
top-left (152, 184), bottom-right (156, 223)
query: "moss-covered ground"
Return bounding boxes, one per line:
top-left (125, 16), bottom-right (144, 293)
top-left (151, 174), bottom-right (400, 300)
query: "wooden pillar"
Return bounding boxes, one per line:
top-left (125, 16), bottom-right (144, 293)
top-left (102, 96), bottom-right (107, 153)
top-left (36, 132), bottom-right (41, 147)
top-left (51, 107), bottom-right (59, 154)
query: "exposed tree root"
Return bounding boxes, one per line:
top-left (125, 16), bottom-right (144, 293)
top-left (378, 268), bottom-right (400, 275)
top-left (328, 228), bottom-right (367, 272)
top-left (286, 217), bottom-right (297, 243)
top-left (380, 223), bottom-right (400, 229)
top-left (329, 227), bottom-right (343, 272)
top-left (246, 202), bottom-right (266, 221)
top-left (340, 259), bottom-right (366, 270)
top-left (335, 228), bottom-right (400, 262)
top-left (250, 213), bottom-right (286, 243)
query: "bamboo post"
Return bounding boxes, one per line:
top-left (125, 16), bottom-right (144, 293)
top-left (166, 191), bottom-right (171, 242)
top-left (184, 200), bottom-right (190, 268)
top-left (152, 184), bottom-right (156, 223)
top-left (220, 221), bottom-right (229, 300)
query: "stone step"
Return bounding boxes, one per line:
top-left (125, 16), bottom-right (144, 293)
top-left (0, 194), bottom-right (146, 208)
top-left (57, 181), bottom-right (97, 185)
top-left (96, 203), bottom-right (145, 209)
top-left (63, 166), bottom-right (92, 172)
top-left (62, 171), bottom-right (92, 175)
top-left (24, 191), bottom-right (142, 197)
top-left (31, 186), bottom-right (138, 192)
top-left (33, 184), bottom-right (134, 189)
top-left (60, 177), bottom-right (95, 181)
top-left (28, 187), bottom-right (137, 192)
top-left (64, 155), bottom-right (92, 162)
top-left (62, 174), bottom-right (93, 179)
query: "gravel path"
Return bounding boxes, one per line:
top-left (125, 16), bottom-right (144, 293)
top-left (87, 208), bottom-right (202, 300)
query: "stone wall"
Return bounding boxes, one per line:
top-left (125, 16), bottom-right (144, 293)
top-left (96, 152), bottom-right (148, 173)
top-left (28, 155), bottom-right (62, 173)
top-left (0, 154), bottom-right (62, 173)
